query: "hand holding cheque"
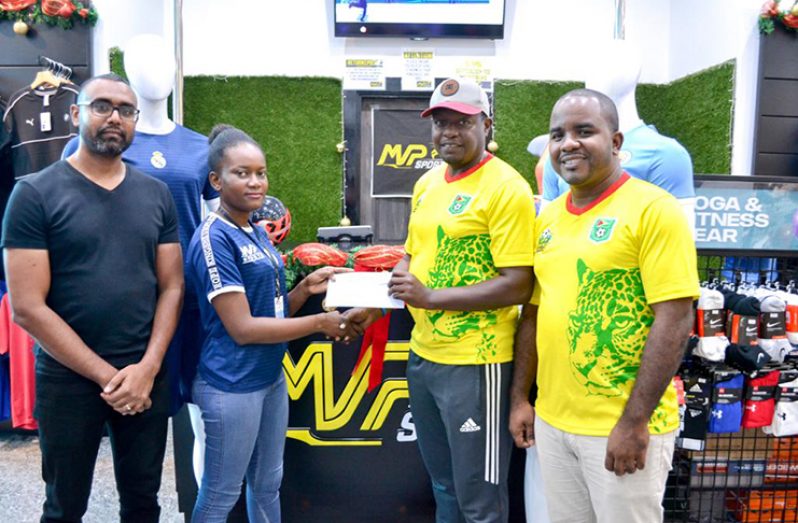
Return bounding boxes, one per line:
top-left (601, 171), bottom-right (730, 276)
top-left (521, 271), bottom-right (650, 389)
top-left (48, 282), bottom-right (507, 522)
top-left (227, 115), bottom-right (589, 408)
top-left (325, 269), bottom-right (421, 337)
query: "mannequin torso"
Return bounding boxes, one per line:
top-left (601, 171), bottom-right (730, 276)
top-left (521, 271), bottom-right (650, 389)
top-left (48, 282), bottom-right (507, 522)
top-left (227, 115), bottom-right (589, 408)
top-left (540, 39), bottom-right (695, 230)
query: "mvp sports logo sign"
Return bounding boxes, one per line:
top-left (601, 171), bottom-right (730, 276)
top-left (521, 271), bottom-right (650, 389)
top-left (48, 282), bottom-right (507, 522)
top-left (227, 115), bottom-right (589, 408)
top-left (372, 108), bottom-right (442, 197)
top-left (283, 339), bottom-right (416, 447)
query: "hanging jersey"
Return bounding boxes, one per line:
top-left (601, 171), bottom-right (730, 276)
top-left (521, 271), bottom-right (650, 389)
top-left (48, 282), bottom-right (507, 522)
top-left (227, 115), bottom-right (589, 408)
top-left (188, 213), bottom-right (287, 393)
top-left (404, 154), bottom-right (536, 365)
top-left (542, 123), bottom-right (694, 202)
top-left (0, 85), bottom-right (78, 271)
top-left (1, 84), bottom-right (78, 180)
top-left (0, 294), bottom-right (36, 430)
top-left (533, 174), bottom-right (699, 437)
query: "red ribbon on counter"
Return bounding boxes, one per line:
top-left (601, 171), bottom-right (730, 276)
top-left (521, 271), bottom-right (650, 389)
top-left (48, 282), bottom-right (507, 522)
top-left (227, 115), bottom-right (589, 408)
top-left (352, 261), bottom-right (391, 392)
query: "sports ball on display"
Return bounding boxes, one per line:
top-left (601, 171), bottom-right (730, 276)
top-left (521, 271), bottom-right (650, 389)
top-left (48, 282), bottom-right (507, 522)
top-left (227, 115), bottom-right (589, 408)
top-left (291, 243), bottom-right (349, 267)
top-left (252, 195), bottom-right (292, 245)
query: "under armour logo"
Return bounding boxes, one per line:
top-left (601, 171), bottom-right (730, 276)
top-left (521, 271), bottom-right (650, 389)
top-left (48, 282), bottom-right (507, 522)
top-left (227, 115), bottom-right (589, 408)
top-left (779, 412), bottom-right (787, 421)
top-left (711, 409), bottom-right (723, 419)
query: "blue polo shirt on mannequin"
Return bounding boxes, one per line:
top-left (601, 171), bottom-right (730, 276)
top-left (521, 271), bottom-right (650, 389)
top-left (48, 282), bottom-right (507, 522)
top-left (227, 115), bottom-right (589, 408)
top-left (542, 123), bottom-right (694, 201)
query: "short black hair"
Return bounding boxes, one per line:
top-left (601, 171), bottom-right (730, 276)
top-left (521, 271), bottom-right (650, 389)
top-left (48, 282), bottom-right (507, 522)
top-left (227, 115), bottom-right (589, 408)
top-left (78, 73), bottom-right (133, 103)
top-left (207, 124), bottom-right (263, 172)
top-left (555, 88), bottom-right (619, 132)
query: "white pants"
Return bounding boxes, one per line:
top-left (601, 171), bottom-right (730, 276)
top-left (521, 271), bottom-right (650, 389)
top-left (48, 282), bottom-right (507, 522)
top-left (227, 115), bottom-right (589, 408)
top-left (534, 416), bottom-right (675, 523)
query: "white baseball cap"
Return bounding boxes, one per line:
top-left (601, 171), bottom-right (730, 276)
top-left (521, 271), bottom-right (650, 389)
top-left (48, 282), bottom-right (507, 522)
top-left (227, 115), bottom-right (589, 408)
top-left (421, 78), bottom-right (490, 118)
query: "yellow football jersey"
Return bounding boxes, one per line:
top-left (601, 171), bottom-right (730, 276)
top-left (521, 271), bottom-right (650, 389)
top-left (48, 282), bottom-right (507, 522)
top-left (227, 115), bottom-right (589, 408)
top-left (533, 174), bottom-right (699, 436)
top-left (405, 155), bottom-right (536, 365)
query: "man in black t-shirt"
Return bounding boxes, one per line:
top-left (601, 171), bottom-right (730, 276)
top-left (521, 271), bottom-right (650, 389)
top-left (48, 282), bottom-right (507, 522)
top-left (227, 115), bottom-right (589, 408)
top-left (1, 74), bottom-right (183, 523)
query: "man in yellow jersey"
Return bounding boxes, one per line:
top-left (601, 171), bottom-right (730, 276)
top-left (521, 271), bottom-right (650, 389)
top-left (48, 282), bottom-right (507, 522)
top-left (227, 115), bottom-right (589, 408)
top-left (508, 89), bottom-right (698, 523)
top-left (347, 78), bottom-right (536, 522)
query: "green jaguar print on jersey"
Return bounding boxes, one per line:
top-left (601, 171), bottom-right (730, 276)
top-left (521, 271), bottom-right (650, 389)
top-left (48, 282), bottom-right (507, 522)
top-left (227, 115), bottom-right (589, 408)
top-left (567, 259), bottom-right (669, 431)
top-left (425, 226), bottom-right (498, 362)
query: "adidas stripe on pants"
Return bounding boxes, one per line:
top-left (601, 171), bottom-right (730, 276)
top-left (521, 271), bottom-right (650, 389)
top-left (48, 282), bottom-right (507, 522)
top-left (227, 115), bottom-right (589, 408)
top-left (407, 351), bottom-right (513, 523)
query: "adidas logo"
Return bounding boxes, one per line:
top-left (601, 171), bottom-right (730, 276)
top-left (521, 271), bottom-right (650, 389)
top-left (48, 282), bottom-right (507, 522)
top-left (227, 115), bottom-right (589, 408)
top-left (459, 418), bottom-right (481, 433)
top-left (689, 384), bottom-right (702, 393)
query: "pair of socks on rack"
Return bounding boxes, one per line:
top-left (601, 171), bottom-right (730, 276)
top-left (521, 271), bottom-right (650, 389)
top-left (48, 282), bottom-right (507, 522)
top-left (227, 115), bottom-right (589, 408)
top-left (694, 288), bottom-right (728, 361)
top-left (765, 372), bottom-right (798, 437)
top-left (677, 371), bottom-right (713, 450)
top-left (725, 343), bottom-right (771, 374)
top-left (709, 371), bottom-right (744, 433)
top-left (786, 293), bottom-right (798, 345)
top-left (758, 294), bottom-right (792, 364)
top-left (742, 370), bottom-right (780, 429)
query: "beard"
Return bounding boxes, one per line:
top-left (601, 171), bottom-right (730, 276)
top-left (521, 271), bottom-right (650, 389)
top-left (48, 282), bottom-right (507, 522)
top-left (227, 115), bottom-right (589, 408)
top-left (81, 125), bottom-right (132, 158)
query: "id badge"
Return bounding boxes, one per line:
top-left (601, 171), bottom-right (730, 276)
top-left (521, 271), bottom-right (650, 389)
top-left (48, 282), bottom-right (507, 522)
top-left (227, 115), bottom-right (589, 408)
top-left (274, 295), bottom-right (285, 319)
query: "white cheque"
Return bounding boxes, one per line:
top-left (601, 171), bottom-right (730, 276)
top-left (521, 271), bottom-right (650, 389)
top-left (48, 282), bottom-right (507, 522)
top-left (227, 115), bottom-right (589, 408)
top-left (324, 271), bottom-right (405, 309)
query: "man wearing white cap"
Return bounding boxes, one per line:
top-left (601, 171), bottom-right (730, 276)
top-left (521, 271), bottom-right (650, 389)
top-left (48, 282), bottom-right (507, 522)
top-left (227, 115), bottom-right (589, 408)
top-left (349, 78), bottom-right (536, 521)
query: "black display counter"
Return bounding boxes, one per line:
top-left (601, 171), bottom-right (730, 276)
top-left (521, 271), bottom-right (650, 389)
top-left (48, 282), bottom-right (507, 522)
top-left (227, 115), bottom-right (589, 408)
top-left (173, 295), bottom-right (526, 522)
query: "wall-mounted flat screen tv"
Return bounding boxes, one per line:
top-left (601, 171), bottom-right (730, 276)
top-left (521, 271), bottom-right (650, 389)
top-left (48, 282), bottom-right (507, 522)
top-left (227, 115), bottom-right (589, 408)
top-left (334, 0), bottom-right (506, 39)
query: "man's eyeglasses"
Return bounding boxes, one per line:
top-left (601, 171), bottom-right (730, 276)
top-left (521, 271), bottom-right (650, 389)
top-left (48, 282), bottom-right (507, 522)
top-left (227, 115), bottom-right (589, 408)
top-left (432, 117), bottom-right (480, 131)
top-left (78, 100), bottom-right (140, 122)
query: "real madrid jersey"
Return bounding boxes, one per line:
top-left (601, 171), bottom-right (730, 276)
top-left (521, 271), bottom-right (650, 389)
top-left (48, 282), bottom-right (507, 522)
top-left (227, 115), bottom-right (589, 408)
top-left (404, 154), bottom-right (536, 365)
top-left (533, 174), bottom-right (699, 437)
top-left (542, 123), bottom-right (694, 201)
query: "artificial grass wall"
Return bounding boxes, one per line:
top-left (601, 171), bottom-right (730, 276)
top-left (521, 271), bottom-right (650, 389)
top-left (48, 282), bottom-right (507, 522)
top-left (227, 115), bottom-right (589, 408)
top-left (182, 76), bottom-right (343, 244)
top-left (637, 61), bottom-right (735, 176)
top-left (493, 80), bottom-right (581, 192)
top-left (177, 62), bottom-right (734, 241)
top-left (493, 60), bottom-right (735, 191)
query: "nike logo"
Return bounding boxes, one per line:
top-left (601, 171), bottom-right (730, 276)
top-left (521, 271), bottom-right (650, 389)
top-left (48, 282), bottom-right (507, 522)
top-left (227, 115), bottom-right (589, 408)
top-left (709, 320), bottom-right (722, 327)
top-left (757, 353), bottom-right (766, 363)
top-left (746, 327), bottom-right (757, 335)
top-left (767, 322), bottom-right (782, 329)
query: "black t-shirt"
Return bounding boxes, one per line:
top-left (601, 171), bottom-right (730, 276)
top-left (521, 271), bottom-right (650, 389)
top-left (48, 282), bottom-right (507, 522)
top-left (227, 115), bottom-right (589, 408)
top-left (1, 160), bottom-right (179, 378)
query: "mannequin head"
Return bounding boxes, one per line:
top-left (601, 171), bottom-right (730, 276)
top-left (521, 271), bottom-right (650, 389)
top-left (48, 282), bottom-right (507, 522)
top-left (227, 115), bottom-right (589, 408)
top-left (584, 39), bottom-right (642, 105)
top-left (124, 34), bottom-right (175, 102)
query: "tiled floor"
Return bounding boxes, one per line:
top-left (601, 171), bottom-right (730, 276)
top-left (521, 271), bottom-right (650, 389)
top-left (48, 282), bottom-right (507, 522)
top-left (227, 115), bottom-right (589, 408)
top-left (0, 423), bottom-right (184, 523)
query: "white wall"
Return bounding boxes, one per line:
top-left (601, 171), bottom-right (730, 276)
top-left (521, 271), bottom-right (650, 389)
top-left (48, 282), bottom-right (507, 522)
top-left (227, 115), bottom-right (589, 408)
top-left (670, 0), bottom-right (763, 175)
top-left (90, 0), bottom-right (765, 174)
top-left (90, 0), bottom-right (170, 75)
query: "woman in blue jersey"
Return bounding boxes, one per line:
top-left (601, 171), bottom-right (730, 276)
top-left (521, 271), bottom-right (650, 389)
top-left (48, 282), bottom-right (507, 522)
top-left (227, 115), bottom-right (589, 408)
top-left (187, 124), bottom-right (350, 523)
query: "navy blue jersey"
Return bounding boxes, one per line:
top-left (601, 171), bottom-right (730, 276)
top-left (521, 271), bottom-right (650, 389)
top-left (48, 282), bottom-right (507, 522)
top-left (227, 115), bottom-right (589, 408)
top-left (188, 214), bottom-right (287, 393)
